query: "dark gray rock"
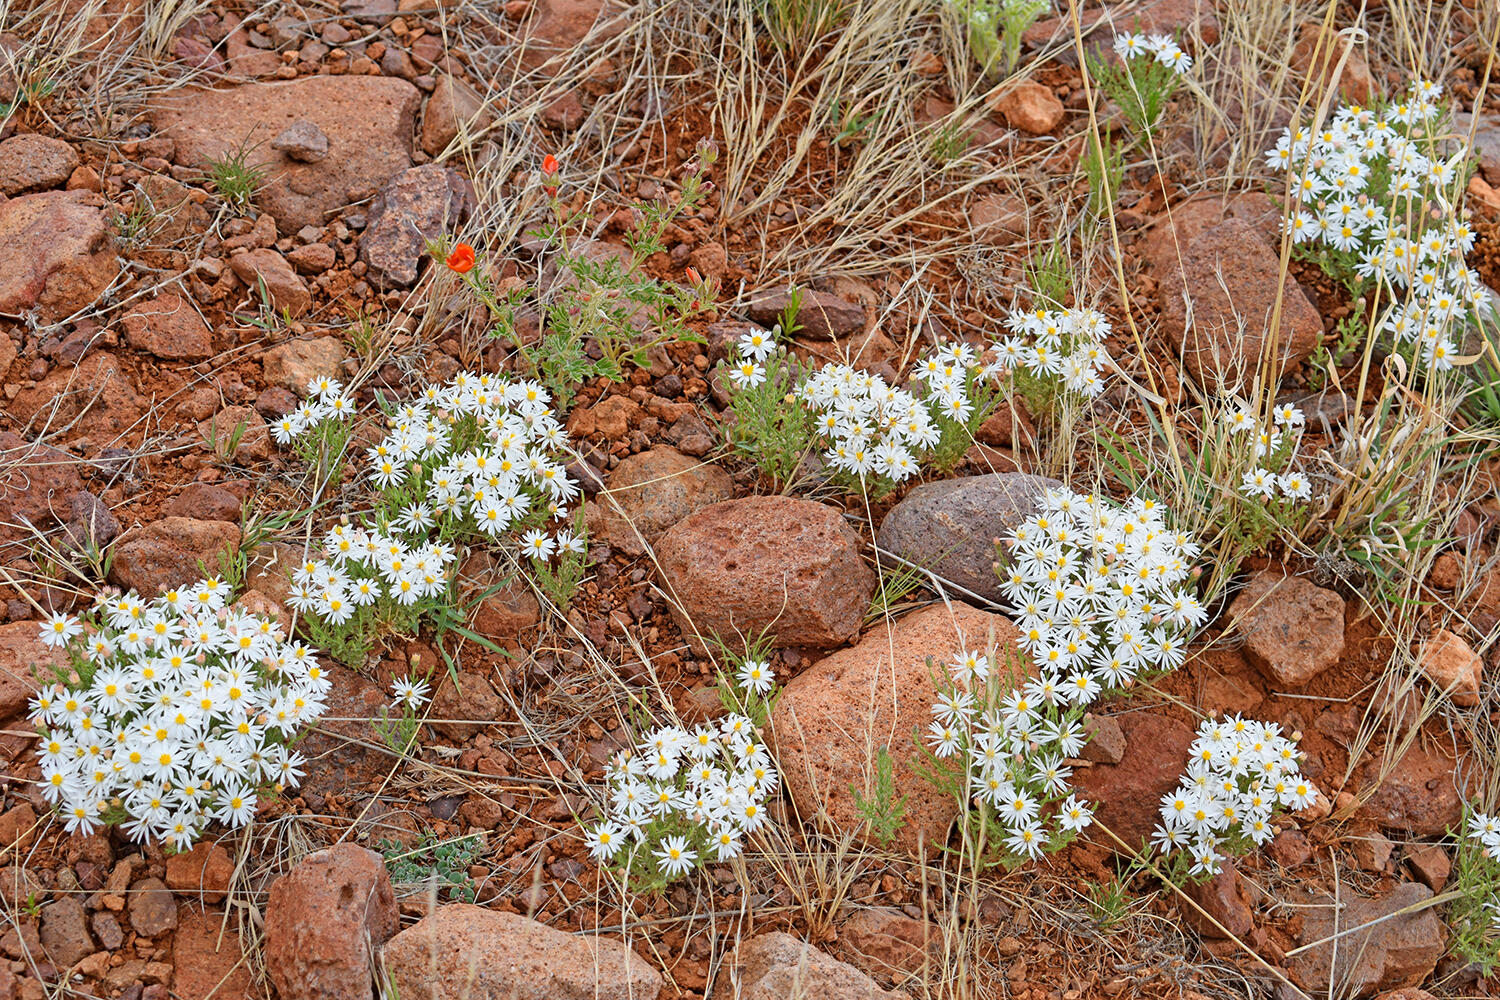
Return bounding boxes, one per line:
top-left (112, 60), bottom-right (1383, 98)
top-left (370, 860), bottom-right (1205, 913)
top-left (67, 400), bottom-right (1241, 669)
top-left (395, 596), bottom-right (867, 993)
top-left (875, 472), bottom-right (1059, 603)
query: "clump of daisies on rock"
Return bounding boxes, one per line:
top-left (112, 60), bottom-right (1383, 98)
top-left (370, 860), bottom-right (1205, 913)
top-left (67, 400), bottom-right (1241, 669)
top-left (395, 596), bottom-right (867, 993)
top-left (1152, 716), bottom-right (1315, 876)
top-left (32, 581), bottom-right (327, 847)
top-left (925, 488), bottom-right (1206, 864)
top-left (1267, 78), bottom-right (1487, 372)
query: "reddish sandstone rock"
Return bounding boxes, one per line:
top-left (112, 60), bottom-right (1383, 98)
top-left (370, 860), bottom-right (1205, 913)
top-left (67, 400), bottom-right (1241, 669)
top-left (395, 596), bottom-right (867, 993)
top-left (1288, 883), bottom-right (1444, 996)
top-left (746, 287), bottom-right (865, 341)
top-left (0, 190), bottom-right (116, 319)
top-left (261, 336), bottom-right (349, 394)
top-left (0, 134), bottom-right (80, 195)
top-left (1070, 712), bottom-right (1196, 852)
top-left (1357, 741), bottom-right (1466, 837)
top-left (1227, 571), bottom-right (1345, 688)
top-left (109, 518), bottom-right (242, 597)
top-left (264, 844), bottom-right (397, 1000)
top-left (1151, 216), bottom-right (1324, 388)
top-left (164, 841), bottom-right (233, 904)
top-left (716, 932), bottom-right (903, 1000)
top-left (420, 73), bottom-right (493, 156)
top-left (198, 406), bottom-right (272, 464)
top-left (1416, 628), bottom-right (1482, 706)
top-left (10, 353), bottom-right (146, 445)
top-left (987, 79), bottom-right (1064, 134)
top-left (771, 602), bottom-right (1017, 855)
top-left (121, 292), bottom-right (214, 361)
top-left (657, 496), bottom-right (874, 651)
top-left (150, 76), bottom-right (420, 235)
top-left (585, 446), bottom-right (735, 557)
top-left (383, 905), bottom-right (662, 1000)
top-left (0, 431), bottom-right (83, 534)
top-left (0, 621), bottom-right (66, 719)
top-left (229, 248), bottom-right (310, 317)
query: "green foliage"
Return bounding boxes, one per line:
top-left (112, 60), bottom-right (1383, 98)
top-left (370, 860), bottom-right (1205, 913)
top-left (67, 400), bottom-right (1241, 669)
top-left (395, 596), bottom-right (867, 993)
top-left (850, 746), bottom-right (908, 847)
top-left (831, 98), bottom-right (883, 147)
top-left (1460, 304), bottom-right (1500, 431)
top-left (528, 145), bottom-right (716, 379)
top-left (927, 120), bottom-right (973, 162)
top-left (528, 507), bottom-right (590, 612)
top-left (1447, 805), bottom-right (1500, 976)
top-left (1082, 131), bottom-right (1125, 222)
top-left (948, 0), bottom-right (1049, 79)
top-left (929, 359), bottom-right (1001, 474)
top-left (723, 345), bottom-right (815, 487)
top-left (865, 561), bottom-right (928, 624)
top-left (380, 833), bottom-right (485, 904)
top-left (1024, 239), bottom-right (1072, 308)
top-left (1087, 48), bottom-right (1182, 135)
top-left (757, 0), bottom-right (850, 51)
top-left (713, 633), bottom-right (782, 728)
top-left (200, 140), bottom-right (267, 212)
top-left (373, 703), bottom-right (423, 756)
top-left (1305, 301), bottom-right (1369, 391)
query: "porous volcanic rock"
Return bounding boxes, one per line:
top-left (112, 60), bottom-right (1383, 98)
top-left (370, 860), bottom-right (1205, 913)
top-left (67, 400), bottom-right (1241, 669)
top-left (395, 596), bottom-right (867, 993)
top-left (358, 164), bottom-right (474, 288)
top-left (264, 844), bottom-right (398, 1000)
top-left (656, 496), bottom-right (874, 651)
top-left (876, 472), bottom-right (1058, 603)
top-left (584, 446), bottom-right (735, 557)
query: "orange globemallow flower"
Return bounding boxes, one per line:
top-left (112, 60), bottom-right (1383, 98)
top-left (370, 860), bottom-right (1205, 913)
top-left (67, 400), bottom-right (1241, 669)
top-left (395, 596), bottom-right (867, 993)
top-left (446, 243), bottom-right (476, 273)
top-left (541, 154), bottom-right (559, 196)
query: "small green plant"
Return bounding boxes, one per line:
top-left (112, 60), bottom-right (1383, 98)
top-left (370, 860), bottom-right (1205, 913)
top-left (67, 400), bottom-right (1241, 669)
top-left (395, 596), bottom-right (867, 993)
top-left (200, 139), bottom-right (267, 212)
top-left (723, 339), bottom-right (816, 487)
top-left (865, 561), bottom-right (928, 624)
top-left (1081, 131), bottom-right (1125, 221)
top-left (927, 119), bottom-right (973, 163)
top-left (528, 507), bottom-right (590, 612)
top-left (1447, 804), bottom-right (1500, 975)
top-left (1087, 32), bottom-right (1191, 137)
top-left (202, 413), bottom-right (250, 466)
top-left (947, 0), bottom-right (1049, 80)
top-left (381, 833), bottom-right (485, 903)
top-left (757, 0), bottom-right (850, 51)
top-left (831, 99), bottom-right (883, 147)
top-left (850, 745), bottom-right (908, 848)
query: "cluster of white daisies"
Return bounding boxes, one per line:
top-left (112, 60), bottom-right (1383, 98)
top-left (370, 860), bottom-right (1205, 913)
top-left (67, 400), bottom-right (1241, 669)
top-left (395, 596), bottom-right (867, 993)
top-left (997, 488), bottom-right (1207, 697)
top-left (994, 306), bottom-right (1116, 399)
top-left (1112, 30), bottom-right (1194, 75)
top-left (795, 362), bottom-right (946, 483)
top-left (1226, 402), bottom-right (1315, 502)
top-left (286, 526), bottom-right (458, 624)
top-left (32, 581), bottom-right (327, 847)
top-left (924, 643), bottom-right (1096, 860)
top-left (589, 709), bottom-right (778, 878)
top-left (281, 372), bottom-right (581, 559)
top-left (1152, 716), bottom-right (1316, 876)
top-left (924, 489), bottom-right (1205, 860)
top-left (1268, 79), bottom-right (1487, 371)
